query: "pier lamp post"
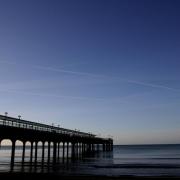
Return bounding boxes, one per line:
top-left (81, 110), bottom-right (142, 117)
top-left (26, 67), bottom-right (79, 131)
top-left (4, 112), bottom-right (8, 125)
top-left (18, 115), bottom-right (21, 128)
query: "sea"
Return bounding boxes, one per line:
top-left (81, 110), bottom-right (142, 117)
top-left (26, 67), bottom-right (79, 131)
top-left (0, 144), bottom-right (180, 177)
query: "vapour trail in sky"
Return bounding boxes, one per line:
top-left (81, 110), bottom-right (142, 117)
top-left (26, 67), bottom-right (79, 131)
top-left (1, 60), bottom-right (179, 93)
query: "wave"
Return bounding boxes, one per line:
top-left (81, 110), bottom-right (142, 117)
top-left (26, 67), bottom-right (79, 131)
top-left (92, 164), bottom-right (180, 169)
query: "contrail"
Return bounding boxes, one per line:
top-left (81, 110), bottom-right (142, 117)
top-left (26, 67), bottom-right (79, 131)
top-left (0, 60), bottom-right (16, 65)
top-left (1, 60), bottom-right (180, 92)
top-left (124, 79), bottom-right (180, 92)
top-left (34, 65), bottom-right (180, 92)
top-left (33, 65), bottom-right (106, 78)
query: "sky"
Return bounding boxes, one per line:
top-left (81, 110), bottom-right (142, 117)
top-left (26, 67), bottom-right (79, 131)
top-left (0, 0), bottom-right (180, 144)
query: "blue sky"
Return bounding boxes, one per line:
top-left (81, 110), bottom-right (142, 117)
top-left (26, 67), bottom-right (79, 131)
top-left (0, 0), bottom-right (180, 144)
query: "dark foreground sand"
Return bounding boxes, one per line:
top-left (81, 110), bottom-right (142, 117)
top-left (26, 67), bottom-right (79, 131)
top-left (0, 173), bottom-right (180, 180)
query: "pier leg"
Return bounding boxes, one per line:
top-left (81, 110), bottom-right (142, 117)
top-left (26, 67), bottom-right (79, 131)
top-left (48, 142), bottom-right (51, 164)
top-left (30, 142), bottom-right (33, 164)
top-left (22, 141), bottom-right (26, 164)
top-left (103, 143), bottom-right (105, 151)
top-left (82, 143), bottom-right (84, 153)
top-left (79, 143), bottom-right (81, 157)
top-left (76, 143), bottom-right (79, 158)
top-left (35, 142), bottom-right (38, 164)
top-left (81, 143), bottom-right (83, 154)
top-left (71, 143), bottom-right (75, 160)
top-left (62, 142), bottom-right (65, 163)
top-left (92, 144), bottom-right (95, 151)
top-left (42, 142), bottom-right (45, 164)
top-left (11, 140), bottom-right (16, 169)
top-left (90, 144), bottom-right (92, 152)
top-left (57, 143), bottom-right (60, 159)
top-left (97, 144), bottom-right (99, 152)
top-left (66, 142), bottom-right (69, 160)
top-left (83, 143), bottom-right (86, 153)
top-left (78, 143), bottom-right (80, 156)
top-left (83, 143), bottom-right (85, 153)
top-left (53, 142), bottom-right (57, 164)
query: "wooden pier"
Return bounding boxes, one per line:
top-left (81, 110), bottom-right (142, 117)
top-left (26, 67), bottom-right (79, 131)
top-left (0, 114), bottom-right (113, 169)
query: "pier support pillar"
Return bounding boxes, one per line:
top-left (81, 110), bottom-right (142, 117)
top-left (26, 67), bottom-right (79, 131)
top-left (30, 142), bottom-right (33, 163)
top-left (11, 140), bottom-right (16, 169)
top-left (71, 143), bottom-right (75, 160)
top-left (22, 141), bottom-right (26, 164)
top-left (48, 142), bottom-right (51, 164)
top-left (42, 142), bottom-right (45, 164)
top-left (92, 144), bottom-right (95, 151)
top-left (103, 143), bottom-right (105, 151)
top-left (35, 142), bottom-right (38, 164)
top-left (76, 143), bottom-right (78, 157)
top-left (82, 143), bottom-right (84, 153)
top-left (62, 142), bottom-right (65, 162)
top-left (97, 144), bottom-right (99, 152)
top-left (108, 143), bottom-right (110, 151)
top-left (106, 143), bottom-right (108, 151)
top-left (53, 142), bottom-right (57, 164)
top-left (57, 142), bottom-right (60, 159)
top-left (67, 142), bottom-right (69, 160)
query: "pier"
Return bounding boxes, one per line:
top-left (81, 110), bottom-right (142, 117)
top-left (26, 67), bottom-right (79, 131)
top-left (0, 114), bottom-right (113, 169)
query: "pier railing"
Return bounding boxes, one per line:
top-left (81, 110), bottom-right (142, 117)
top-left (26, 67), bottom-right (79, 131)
top-left (0, 115), bottom-right (96, 138)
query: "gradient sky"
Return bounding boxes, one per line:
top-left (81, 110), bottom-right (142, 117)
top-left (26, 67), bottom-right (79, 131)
top-left (0, 0), bottom-right (180, 144)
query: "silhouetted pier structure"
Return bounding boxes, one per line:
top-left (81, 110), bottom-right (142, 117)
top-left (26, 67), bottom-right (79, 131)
top-left (0, 114), bottom-right (113, 169)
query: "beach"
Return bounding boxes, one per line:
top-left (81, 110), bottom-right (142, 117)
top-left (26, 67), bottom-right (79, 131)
top-left (0, 172), bottom-right (180, 180)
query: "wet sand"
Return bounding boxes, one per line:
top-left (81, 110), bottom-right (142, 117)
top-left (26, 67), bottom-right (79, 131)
top-left (0, 173), bottom-right (179, 180)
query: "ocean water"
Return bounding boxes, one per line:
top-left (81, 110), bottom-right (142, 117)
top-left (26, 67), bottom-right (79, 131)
top-left (0, 144), bottom-right (180, 177)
